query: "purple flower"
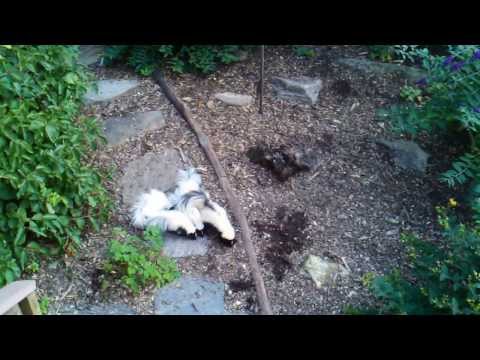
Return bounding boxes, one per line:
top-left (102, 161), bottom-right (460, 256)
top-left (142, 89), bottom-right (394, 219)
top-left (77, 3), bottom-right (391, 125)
top-left (416, 77), bottom-right (428, 87)
top-left (474, 107), bottom-right (480, 114)
top-left (473, 49), bottom-right (480, 60)
top-left (451, 61), bottom-right (465, 71)
top-left (443, 55), bottom-right (455, 67)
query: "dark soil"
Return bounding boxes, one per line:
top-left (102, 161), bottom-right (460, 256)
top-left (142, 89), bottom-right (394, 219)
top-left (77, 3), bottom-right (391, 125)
top-left (255, 207), bottom-right (309, 281)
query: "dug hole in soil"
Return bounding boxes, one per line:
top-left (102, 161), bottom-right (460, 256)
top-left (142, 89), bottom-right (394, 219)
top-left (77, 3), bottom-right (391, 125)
top-left (31, 45), bottom-right (456, 315)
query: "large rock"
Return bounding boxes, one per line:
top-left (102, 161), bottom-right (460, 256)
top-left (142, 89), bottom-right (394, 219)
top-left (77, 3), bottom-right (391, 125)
top-left (214, 92), bottom-right (253, 106)
top-left (103, 111), bottom-right (167, 146)
top-left (337, 58), bottom-right (426, 83)
top-left (78, 45), bottom-right (104, 67)
top-left (271, 76), bottom-right (323, 105)
top-left (162, 233), bottom-right (210, 258)
top-left (120, 150), bottom-right (184, 208)
top-left (376, 138), bottom-right (430, 174)
top-left (59, 303), bottom-right (136, 315)
top-left (84, 79), bottom-right (139, 104)
top-left (304, 255), bottom-right (349, 288)
top-left (154, 276), bottom-right (226, 315)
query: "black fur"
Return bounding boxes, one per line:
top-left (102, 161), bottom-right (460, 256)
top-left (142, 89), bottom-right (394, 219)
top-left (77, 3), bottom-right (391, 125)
top-left (177, 190), bottom-right (208, 209)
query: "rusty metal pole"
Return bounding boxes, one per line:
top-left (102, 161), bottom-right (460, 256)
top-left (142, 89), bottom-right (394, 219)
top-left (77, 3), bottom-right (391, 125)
top-left (259, 45), bottom-right (265, 114)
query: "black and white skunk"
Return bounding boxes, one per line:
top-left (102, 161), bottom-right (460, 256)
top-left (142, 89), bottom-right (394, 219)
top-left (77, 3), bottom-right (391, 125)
top-left (170, 168), bottom-right (235, 241)
top-left (130, 168), bottom-right (235, 242)
top-left (175, 190), bottom-right (235, 241)
top-left (130, 189), bottom-right (196, 236)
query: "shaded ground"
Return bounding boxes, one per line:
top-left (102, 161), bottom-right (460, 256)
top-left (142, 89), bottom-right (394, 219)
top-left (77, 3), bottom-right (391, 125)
top-left (31, 45), bottom-right (456, 314)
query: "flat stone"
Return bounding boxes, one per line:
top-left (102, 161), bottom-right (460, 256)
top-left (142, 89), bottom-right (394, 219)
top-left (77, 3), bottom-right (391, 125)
top-left (154, 276), bottom-right (226, 315)
top-left (78, 45), bottom-right (104, 67)
top-left (162, 233), bottom-right (210, 258)
top-left (376, 138), bottom-right (430, 174)
top-left (120, 150), bottom-right (184, 208)
top-left (304, 255), bottom-right (349, 288)
top-left (271, 76), bottom-right (323, 105)
top-left (103, 111), bottom-right (167, 146)
top-left (214, 92), bottom-right (253, 106)
top-left (61, 304), bottom-right (136, 315)
top-left (84, 79), bottom-right (139, 104)
top-left (337, 58), bottom-right (427, 83)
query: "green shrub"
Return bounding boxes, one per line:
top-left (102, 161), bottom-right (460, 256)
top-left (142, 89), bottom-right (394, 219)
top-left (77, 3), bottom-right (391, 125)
top-left (39, 296), bottom-right (50, 315)
top-left (357, 206), bottom-right (480, 315)
top-left (103, 45), bottom-right (249, 76)
top-left (368, 45), bottom-right (449, 65)
top-left (0, 45), bottom-right (111, 287)
top-left (102, 227), bottom-right (179, 294)
top-left (368, 45), bottom-right (396, 62)
top-left (399, 85), bottom-right (423, 103)
top-left (378, 46), bottom-right (480, 195)
top-left (350, 45), bottom-right (480, 316)
top-left (293, 46), bottom-right (316, 58)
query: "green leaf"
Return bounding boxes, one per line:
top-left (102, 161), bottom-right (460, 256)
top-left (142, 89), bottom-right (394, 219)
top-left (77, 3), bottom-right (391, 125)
top-left (4, 269), bottom-right (15, 283)
top-left (45, 124), bottom-right (59, 143)
top-left (63, 72), bottom-right (78, 85)
top-left (14, 226), bottom-right (26, 247)
top-left (0, 182), bottom-right (16, 200)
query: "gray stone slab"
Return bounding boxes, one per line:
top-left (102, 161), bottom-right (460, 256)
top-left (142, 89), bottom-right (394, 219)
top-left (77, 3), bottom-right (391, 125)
top-left (78, 45), bottom-right (104, 66)
top-left (214, 92), bottom-right (253, 106)
top-left (84, 79), bottom-right (139, 104)
top-left (60, 304), bottom-right (137, 315)
top-left (271, 76), bottom-right (323, 105)
top-left (304, 255), bottom-right (349, 288)
top-left (103, 111), bottom-right (167, 146)
top-left (154, 276), bottom-right (226, 315)
top-left (120, 150), bottom-right (184, 208)
top-left (337, 58), bottom-right (427, 83)
top-left (376, 138), bottom-right (430, 174)
top-left (162, 233), bottom-right (210, 258)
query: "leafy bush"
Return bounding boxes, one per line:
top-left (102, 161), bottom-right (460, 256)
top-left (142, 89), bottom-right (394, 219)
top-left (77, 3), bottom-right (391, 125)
top-left (0, 45), bottom-right (110, 286)
top-left (102, 227), bottom-right (179, 294)
top-left (399, 85), bottom-right (423, 103)
top-left (39, 296), bottom-right (50, 315)
top-left (358, 206), bottom-right (480, 314)
top-left (103, 45), bottom-right (249, 76)
top-left (368, 45), bottom-right (449, 65)
top-left (368, 45), bottom-right (395, 62)
top-left (350, 46), bottom-right (480, 315)
top-left (378, 46), bottom-right (480, 192)
top-left (293, 46), bottom-right (316, 58)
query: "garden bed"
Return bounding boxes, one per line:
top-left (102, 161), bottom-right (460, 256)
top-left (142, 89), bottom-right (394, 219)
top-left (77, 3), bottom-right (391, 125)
top-left (31, 45), bottom-right (455, 314)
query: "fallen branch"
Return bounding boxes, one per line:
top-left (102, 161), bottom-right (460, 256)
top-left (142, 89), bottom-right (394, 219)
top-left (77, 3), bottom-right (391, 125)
top-left (152, 70), bottom-right (273, 315)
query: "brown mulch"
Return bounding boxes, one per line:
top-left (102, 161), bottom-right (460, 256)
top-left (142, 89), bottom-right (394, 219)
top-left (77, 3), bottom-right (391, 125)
top-left (32, 45), bottom-right (451, 315)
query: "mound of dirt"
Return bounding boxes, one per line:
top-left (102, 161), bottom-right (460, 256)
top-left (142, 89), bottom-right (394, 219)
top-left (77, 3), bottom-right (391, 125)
top-left (246, 143), bottom-right (320, 181)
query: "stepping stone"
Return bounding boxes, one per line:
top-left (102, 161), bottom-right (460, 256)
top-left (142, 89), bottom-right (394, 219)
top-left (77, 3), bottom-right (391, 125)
top-left (162, 233), bottom-right (210, 258)
top-left (336, 58), bottom-right (426, 83)
top-left (120, 150), bottom-right (185, 208)
top-left (78, 45), bottom-right (104, 67)
top-left (103, 111), bottom-right (167, 146)
top-left (304, 255), bottom-right (349, 288)
top-left (84, 79), bottom-right (140, 104)
top-left (375, 138), bottom-right (430, 174)
top-left (214, 92), bottom-right (253, 106)
top-left (154, 276), bottom-right (226, 315)
top-left (271, 76), bottom-right (323, 105)
top-left (59, 303), bottom-right (136, 315)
